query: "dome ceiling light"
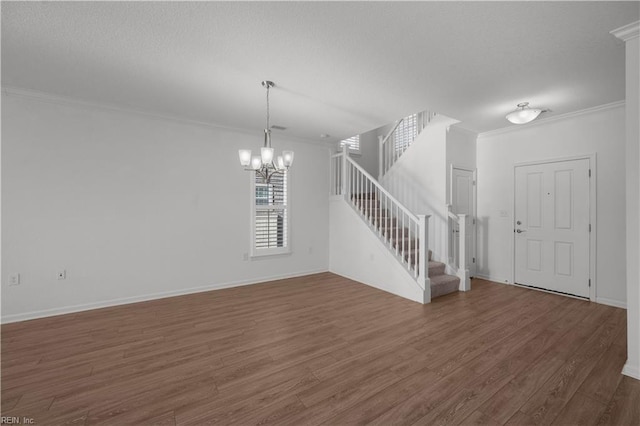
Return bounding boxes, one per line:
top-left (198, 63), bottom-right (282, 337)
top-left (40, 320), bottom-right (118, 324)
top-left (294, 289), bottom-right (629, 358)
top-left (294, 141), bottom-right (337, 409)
top-left (505, 102), bottom-right (548, 124)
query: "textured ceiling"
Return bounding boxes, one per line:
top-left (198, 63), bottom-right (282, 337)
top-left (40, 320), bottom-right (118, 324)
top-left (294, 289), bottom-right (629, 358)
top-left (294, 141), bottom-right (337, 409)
top-left (2, 1), bottom-right (638, 142)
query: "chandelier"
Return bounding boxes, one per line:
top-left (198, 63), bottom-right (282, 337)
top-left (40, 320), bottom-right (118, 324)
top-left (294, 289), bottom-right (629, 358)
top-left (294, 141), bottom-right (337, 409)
top-left (238, 81), bottom-right (294, 182)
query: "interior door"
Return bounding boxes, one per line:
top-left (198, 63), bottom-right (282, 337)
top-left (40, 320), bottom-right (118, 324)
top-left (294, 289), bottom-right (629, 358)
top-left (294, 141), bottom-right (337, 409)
top-left (514, 159), bottom-right (590, 298)
top-left (451, 167), bottom-right (476, 276)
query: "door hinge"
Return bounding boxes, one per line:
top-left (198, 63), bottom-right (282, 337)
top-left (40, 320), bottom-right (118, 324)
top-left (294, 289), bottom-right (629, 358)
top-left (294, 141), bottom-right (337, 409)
top-left (589, 169), bottom-right (591, 177)
top-left (472, 218), bottom-right (476, 225)
top-left (473, 257), bottom-right (476, 263)
top-left (589, 279), bottom-right (591, 287)
top-left (473, 180), bottom-right (476, 186)
top-left (589, 224), bottom-right (592, 232)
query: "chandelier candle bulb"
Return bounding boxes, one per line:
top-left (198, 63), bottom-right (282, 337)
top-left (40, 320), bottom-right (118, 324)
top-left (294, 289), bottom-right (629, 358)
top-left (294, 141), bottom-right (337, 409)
top-left (277, 156), bottom-right (285, 170)
top-left (261, 147), bottom-right (274, 164)
top-left (238, 149), bottom-right (252, 166)
top-left (283, 151), bottom-right (294, 167)
top-left (251, 156), bottom-right (262, 170)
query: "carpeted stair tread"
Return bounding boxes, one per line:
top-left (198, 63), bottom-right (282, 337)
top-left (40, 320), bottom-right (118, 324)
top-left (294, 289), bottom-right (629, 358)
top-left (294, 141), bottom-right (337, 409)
top-left (430, 273), bottom-right (460, 299)
top-left (428, 261), bottom-right (446, 277)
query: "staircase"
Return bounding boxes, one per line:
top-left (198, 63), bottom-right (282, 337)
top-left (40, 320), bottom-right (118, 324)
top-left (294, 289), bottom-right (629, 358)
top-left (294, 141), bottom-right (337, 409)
top-left (329, 112), bottom-right (470, 304)
top-left (352, 192), bottom-right (460, 299)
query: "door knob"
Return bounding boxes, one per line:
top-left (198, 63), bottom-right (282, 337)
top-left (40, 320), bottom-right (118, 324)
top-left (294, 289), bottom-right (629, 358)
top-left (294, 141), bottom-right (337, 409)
top-left (516, 229), bottom-right (526, 233)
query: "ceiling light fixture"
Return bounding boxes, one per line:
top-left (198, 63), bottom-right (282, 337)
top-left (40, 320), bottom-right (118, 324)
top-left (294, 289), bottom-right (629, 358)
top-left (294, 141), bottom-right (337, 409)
top-left (238, 81), bottom-right (293, 182)
top-left (505, 102), bottom-right (544, 124)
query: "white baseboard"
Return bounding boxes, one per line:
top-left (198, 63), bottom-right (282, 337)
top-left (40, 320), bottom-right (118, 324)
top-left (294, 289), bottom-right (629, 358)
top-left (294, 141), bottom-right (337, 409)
top-left (475, 277), bottom-right (627, 309)
top-left (596, 297), bottom-right (627, 309)
top-left (474, 274), bottom-right (511, 284)
top-left (330, 269), bottom-right (426, 305)
top-left (1, 269), bottom-right (329, 324)
top-left (622, 362), bottom-right (640, 380)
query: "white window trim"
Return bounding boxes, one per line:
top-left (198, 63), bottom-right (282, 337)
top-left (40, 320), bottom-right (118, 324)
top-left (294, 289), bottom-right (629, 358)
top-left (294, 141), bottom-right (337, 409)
top-left (250, 171), bottom-right (291, 258)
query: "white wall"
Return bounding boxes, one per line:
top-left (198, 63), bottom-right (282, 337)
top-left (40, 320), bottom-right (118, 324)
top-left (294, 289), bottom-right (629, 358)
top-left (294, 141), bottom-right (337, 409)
top-left (622, 30), bottom-right (639, 380)
top-left (351, 127), bottom-right (380, 178)
top-left (476, 104), bottom-right (627, 306)
top-left (380, 115), bottom-right (460, 262)
top-left (1, 91), bottom-right (330, 322)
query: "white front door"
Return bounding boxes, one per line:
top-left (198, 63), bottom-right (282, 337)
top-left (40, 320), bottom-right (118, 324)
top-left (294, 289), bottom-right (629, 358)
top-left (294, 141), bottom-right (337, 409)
top-left (514, 158), bottom-right (590, 298)
top-left (451, 167), bottom-right (476, 276)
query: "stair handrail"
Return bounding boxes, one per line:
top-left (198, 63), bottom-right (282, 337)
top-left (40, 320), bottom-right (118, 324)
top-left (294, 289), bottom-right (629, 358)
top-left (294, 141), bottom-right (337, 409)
top-left (381, 118), bottom-right (404, 146)
top-left (378, 119), bottom-right (404, 181)
top-left (346, 154), bottom-right (418, 224)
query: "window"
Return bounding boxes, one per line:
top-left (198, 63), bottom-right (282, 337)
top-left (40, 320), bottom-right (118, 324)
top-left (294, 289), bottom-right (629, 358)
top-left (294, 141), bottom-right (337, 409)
top-left (394, 113), bottom-right (418, 152)
top-left (251, 171), bottom-right (289, 256)
top-left (340, 135), bottom-right (360, 152)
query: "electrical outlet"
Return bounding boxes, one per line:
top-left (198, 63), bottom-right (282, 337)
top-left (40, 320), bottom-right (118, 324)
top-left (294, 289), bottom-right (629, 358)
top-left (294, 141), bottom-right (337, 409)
top-left (57, 270), bottom-right (66, 280)
top-left (9, 273), bottom-right (20, 286)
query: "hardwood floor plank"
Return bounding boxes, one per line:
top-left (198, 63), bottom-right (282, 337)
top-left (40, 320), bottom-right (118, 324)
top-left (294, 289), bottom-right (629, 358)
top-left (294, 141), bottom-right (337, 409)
top-left (552, 392), bottom-right (606, 426)
top-left (321, 366), bottom-right (443, 425)
top-left (575, 328), bottom-right (627, 404)
top-left (475, 350), bottom-right (566, 424)
top-left (1, 275), bottom-right (635, 425)
top-left (596, 376), bottom-right (640, 426)
top-left (281, 370), bottom-right (402, 426)
top-left (508, 308), bottom-right (625, 425)
top-left (462, 410), bottom-right (502, 426)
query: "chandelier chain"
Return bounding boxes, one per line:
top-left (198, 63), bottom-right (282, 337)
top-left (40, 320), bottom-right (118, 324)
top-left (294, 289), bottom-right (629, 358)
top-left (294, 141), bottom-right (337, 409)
top-left (266, 84), bottom-right (270, 130)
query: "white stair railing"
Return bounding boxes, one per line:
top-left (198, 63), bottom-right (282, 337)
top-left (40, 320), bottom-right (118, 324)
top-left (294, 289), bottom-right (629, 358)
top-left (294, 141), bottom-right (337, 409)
top-left (332, 150), bottom-right (431, 295)
top-left (447, 205), bottom-right (471, 291)
top-left (378, 110), bottom-right (436, 180)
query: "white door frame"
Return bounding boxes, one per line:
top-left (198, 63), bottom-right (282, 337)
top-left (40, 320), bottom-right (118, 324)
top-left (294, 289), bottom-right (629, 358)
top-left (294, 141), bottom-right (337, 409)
top-left (511, 153), bottom-right (597, 302)
top-left (449, 164), bottom-right (477, 277)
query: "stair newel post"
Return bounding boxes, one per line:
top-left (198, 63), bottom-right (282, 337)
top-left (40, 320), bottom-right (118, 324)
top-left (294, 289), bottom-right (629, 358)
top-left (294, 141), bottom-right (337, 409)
top-left (342, 147), bottom-right (349, 200)
top-left (418, 214), bottom-right (431, 303)
top-left (458, 214), bottom-right (471, 291)
top-left (446, 204), bottom-right (454, 265)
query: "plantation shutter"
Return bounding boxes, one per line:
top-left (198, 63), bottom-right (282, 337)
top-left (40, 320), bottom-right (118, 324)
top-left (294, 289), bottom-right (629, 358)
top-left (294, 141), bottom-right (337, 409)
top-left (340, 135), bottom-right (360, 151)
top-left (254, 171), bottom-right (288, 250)
top-left (394, 113), bottom-right (418, 152)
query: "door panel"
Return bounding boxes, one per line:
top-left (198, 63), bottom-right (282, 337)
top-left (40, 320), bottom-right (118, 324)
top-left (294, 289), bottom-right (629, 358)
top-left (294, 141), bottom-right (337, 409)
top-left (514, 159), bottom-right (590, 298)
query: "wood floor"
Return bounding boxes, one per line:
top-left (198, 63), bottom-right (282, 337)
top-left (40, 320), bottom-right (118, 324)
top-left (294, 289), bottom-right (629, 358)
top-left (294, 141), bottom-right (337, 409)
top-left (1, 273), bottom-right (638, 425)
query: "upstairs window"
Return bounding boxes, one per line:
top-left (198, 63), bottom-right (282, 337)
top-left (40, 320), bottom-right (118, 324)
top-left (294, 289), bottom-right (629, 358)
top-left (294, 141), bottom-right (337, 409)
top-left (340, 135), bottom-right (360, 152)
top-left (252, 171), bottom-right (289, 256)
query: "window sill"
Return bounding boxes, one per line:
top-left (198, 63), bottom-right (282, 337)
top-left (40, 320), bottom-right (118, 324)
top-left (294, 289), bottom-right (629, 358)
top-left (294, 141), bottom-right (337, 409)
top-left (250, 248), bottom-right (292, 259)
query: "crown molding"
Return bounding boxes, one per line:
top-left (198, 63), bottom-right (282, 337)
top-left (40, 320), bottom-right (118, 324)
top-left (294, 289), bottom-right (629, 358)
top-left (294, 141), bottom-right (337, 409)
top-left (477, 100), bottom-right (625, 140)
top-left (610, 20), bottom-right (639, 42)
top-left (1, 86), bottom-right (334, 148)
